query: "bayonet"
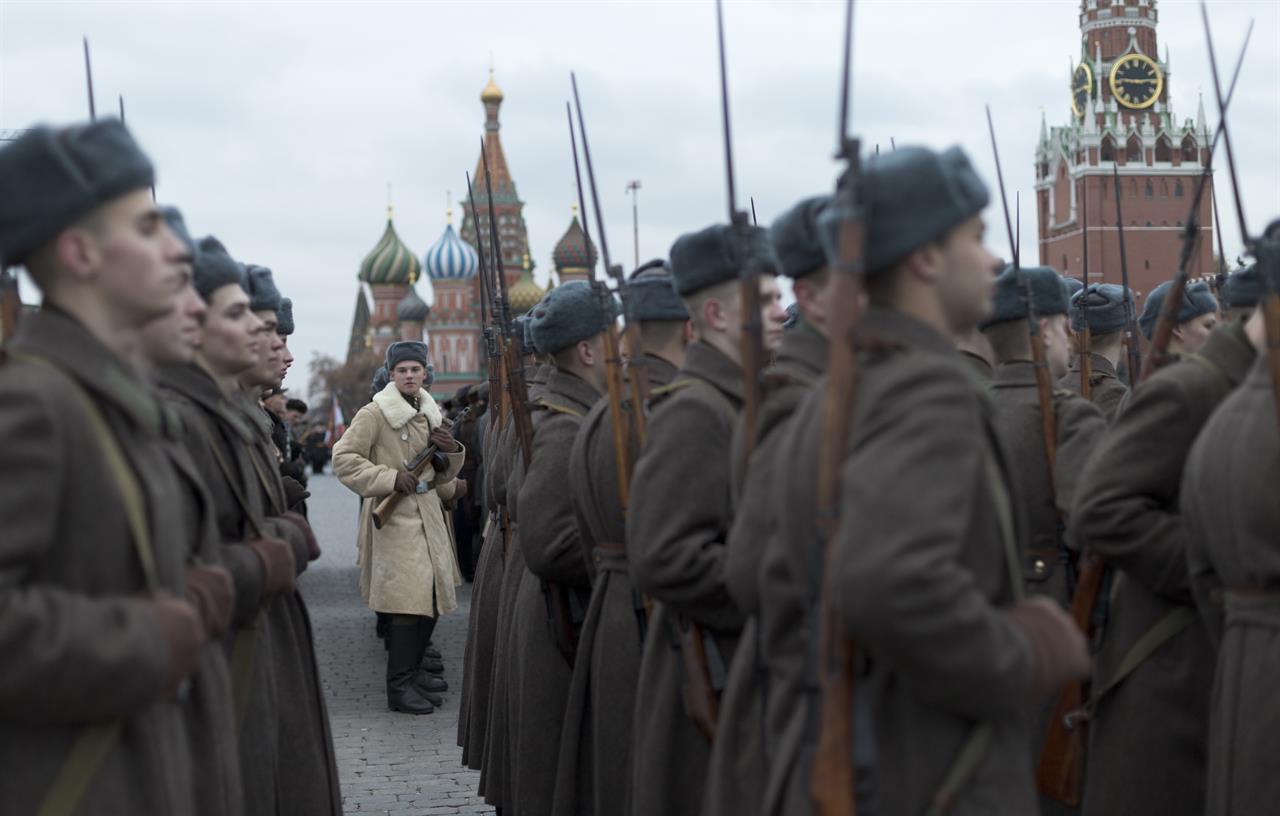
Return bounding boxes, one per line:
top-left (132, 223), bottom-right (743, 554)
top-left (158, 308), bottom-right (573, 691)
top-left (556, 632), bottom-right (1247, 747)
top-left (1111, 164), bottom-right (1143, 381)
top-left (464, 171), bottom-right (503, 431)
top-left (83, 37), bottom-right (96, 119)
top-left (1079, 173), bottom-right (1092, 398)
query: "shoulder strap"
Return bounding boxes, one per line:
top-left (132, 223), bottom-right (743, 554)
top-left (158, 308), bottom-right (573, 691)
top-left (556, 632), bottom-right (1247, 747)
top-left (535, 398), bottom-right (585, 419)
top-left (1078, 606), bottom-right (1196, 720)
top-left (649, 377), bottom-right (740, 420)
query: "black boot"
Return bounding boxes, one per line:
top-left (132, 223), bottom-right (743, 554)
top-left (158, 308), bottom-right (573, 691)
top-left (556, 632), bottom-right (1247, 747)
top-left (386, 620), bottom-right (434, 715)
top-left (412, 615), bottom-right (449, 695)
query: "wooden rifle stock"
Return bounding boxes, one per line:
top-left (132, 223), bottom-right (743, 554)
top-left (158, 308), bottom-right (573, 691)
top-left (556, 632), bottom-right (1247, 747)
top-left (1036, 549), bottom-right (1106, 804)
top-left (370, 409), bottom-right (466, 529)
top-left (0, 268), bottom-right (19, 344)
top-left (678, 617), bottom-right (720, 743)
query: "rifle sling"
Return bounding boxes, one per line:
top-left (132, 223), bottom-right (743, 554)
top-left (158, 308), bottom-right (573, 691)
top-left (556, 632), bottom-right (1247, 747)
top-left (15, 353), bottom-right (157, 816)
top-left (1078, 606), bottom-right (1196, 721)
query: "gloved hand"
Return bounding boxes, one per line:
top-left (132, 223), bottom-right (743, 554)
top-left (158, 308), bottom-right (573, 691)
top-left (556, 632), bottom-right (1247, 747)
top-left (279, 511), bottom-right (321, 562)
top-left (453, 478), bottom-right (469, 500)
top-left (1007, 595), bottom-right (1091, 697)
top-left (430, 426), bottom-right (459, 453)
top-left (148, 592), bottom-right (205, 696)
top-left (395, 469), bottom-right (419, 494)
top-left (184, 564), bottom-right (235, 639)
top-left (282, 475), bottom-right (310, 509)
top-left (247, 535), bottom-right (297, 597)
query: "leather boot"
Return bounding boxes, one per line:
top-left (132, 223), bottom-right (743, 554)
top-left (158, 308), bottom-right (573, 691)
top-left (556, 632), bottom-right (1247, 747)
top-left (412, 615), bottom-right (449, 695)
top-left (386, 620), bottom-right (433, 715)
top-left (425, 644), bottom-right (441, 660)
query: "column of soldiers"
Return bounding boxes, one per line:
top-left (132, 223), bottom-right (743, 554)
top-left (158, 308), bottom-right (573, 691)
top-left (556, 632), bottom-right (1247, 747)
top-left (0, 120), bottom-right (341, 814)
top-left (457, 138), bottom-right (1279, 816)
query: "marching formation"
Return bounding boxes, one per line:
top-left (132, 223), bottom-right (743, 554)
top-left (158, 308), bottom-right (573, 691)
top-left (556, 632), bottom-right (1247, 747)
top-left (2, 1), bottom-right (1278, 815)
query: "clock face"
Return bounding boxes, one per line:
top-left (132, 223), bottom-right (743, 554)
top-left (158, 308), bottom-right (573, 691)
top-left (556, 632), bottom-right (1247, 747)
top-left (1071, 63), bottom-right (1093, 120)
top-left (1109, 54), bottom-right (1163, 110)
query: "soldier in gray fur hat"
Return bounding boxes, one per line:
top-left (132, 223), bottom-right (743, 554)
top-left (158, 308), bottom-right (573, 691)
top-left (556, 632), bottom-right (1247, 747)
top-left (1059, 283), bottom-right (1137, 420)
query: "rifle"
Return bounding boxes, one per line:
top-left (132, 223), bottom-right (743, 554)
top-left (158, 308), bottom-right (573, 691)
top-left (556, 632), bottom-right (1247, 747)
top-left (0, 265), bottom-right (18, 346)
top-left (565, 92), bottom-right (632, 506)
top-left (83, 37), bottom-right (96, 120)
top-left (809, 2), bottom-right (864, 812)
top-left (1139, 15), bottom-right (1251, 383)
top-left (371, 407), bottom-right (470, 529)
top-left (1111, 163), bottom-right (1143, 382)
top-left (1201, 2), bottom-right (1280, 428)
top-left (464, 171), bottom-right (504, 433)
top-left (1038, 19), bottom-right (1256, 804)
top-left (1078, 174), bottom-right (1092, 399)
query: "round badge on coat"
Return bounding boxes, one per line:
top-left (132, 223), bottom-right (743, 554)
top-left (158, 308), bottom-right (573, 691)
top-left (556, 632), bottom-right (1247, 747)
top-left (401, 432), bottom-right (409, 441)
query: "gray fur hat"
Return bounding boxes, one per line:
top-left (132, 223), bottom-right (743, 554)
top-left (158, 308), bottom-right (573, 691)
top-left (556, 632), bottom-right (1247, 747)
top-left (1062, 276), bottom-right (1085, 299)
top-left (669, 223), bottom-right (779, 297)
top-left (160, 206), bottom-right (195, 257)
top-left (245, 264), bottom-right (282, 314)
top-left (370, 365), bottom-right (389, 397)
top-left (515, 314), bottom-right (537, 354)
top-left (386, 340), bottom-right (429, 371)
top-left (980, 265), bottom-right (1071, 329)
top-left (530, 279), bottom-right (617, 354)
top-left (822, 145), bottom-right (990, 275)
top-left (0, 120), bottom-right (156, 264)
top-left (1071, 283), bottom-right (1133, 335)
top-left (193, 236), bottom-right (248, 301)
top-left (628, 259), bottom-right (688, 322)
top-left (1221, 264), bottom-right (1260, 310)
top-left (770, 195), bottom-right (830, 279)
top-left (276, 297), bottom-right (295, 336)
top-left (1138, 280), bottom-right (1217, 340)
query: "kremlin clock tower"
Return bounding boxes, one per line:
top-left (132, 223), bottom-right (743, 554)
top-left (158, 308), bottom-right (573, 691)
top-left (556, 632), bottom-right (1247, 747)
top-left (1035, 0), bottom-right (1215, 306)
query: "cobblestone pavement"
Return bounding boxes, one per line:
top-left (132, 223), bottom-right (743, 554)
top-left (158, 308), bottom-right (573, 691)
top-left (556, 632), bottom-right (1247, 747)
top-left (300, 471), bottom-right (489, 815)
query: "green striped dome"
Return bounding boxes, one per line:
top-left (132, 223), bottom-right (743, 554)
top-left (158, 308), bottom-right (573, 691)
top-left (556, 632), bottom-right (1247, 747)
top-left (358, 216), bottom-right (422, 285)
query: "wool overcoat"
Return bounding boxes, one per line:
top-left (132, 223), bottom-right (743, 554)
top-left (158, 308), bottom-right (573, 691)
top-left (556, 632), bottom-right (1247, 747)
top-left (1183, 356), bottom-right (1280, 816)
top-left (333, 382), bottom-right (464, 617)
top-left (759, 308), bottom-right (1037, 816)
top-left (552, 355), bottom-right (679, 816)
top-left (627, 340), bottom-right (746, 816)
top-left (458, 416), bottom-right (497, 767)
top-left (1072, 319), bottom-right (1256, 816)
top-left (0, 310), bottom-right (197, 815)
top-left (1058, 352), bottom-right (1129, 422)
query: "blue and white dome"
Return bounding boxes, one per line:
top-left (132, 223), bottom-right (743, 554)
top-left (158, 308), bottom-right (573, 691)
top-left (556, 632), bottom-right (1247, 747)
top-left (425, 217), bottom-right (479, 281)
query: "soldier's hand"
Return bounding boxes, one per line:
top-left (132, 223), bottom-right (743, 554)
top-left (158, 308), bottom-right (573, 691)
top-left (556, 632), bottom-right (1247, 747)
top-left (279, 510), bottom-right (321, 562)
top-left (185, 564), bottom-right (235, 639)
top-left (1007, 596), bottom-right (1091, 697)
top-left (395, 469), bottom-right (419, 494)
top-left (149, 592), bottom-right (205, 695)
top-left (281, 475), bottom-right (310, 510)
top-left (247, 535), bottom-right (298, 597)
top-left (430, 427), bottom-right (459, 453)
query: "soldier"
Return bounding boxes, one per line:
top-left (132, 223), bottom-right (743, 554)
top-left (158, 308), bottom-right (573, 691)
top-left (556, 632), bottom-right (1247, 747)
top-left (706, 195), bottom-right (835, 816)
top-left (956, 326), bottom-right (997, 381)
top-left (626, 221), bottom-right (779, 816)
top-left (1181, 223), bottom-right (1278, 816)
top-left (552, 261), bottom-right (692, 816)
top-left (0, 120), bottom-right (208, 813)
top-left (981, 265), bottom-right (1106, 607)
top-left (1219, 262), bottom-right (1260, 322)
top-left (1059, 283), bottom-right (1136, 420)
top-left (333, 340), bottom-right (464, 715)
top-left (234, 264), bottom-right (343, 814)
top-left (1071, 281), bottom-right (1254, 816)
top-left (451, 384), bottom-right (480, 581)
top-left (760, 145), bottom-right (1089, 814)
top-left (139, 207), bottom-right (243, 816)
top-left (157, 236), bottom-right (333, 815)
top-left (1137, 279), bottom-right (1219, 357)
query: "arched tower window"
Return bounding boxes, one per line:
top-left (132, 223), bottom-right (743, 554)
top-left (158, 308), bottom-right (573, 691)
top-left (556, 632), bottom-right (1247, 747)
top-left (1155, 136), bottom-right (1172, 163)
top-left (1126, 135), bottom-right (1143, 163)
top-left (1101, 134), bottom-right (1117, 162)
top-left (1181, 135), bottom-right (1198, 163)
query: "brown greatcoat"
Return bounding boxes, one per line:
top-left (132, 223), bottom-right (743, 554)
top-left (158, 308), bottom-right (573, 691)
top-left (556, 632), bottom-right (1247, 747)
top-left (458, 414), bottom-right (497, 767)
top-left (704, 319), bottom-right (827, 816)
top-left (479, 363), bottom-right (549, 808)
top-left (628, 340), bottom-right (746, 816)
top-left (1183, 356), bottom-right (1280, 816)
top-left (505, 366), bottom-right (601, 815)
top-left (989, 360), bottom-right (1106, 606)
top-left (552, 354), bottom-right (680, 816)
top-left (1057, 352), bottom-right (1129, 422)
top-left (1072, 318), bottom-right (1256, 816)
top-left (161, 362), bottom-right (341, 815)
top-left (759, 308), bottom-right (1037, 816)
top-left (0, 310), bottom-right (197, 814)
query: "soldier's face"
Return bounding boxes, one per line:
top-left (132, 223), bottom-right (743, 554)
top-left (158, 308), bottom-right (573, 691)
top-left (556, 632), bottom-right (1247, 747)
top-left (279, 335), bottom-right (294, 380)
top-left (1173, 312), bottom-right (1217, 355)
top-left (199, 284), bottom-right (263, 376)
top-left (82, 190), bottom-right (187, 326)
top-left (393, 362), bottom-right (425, 395)
top-left (140, 273), bottom-right (206, 366)
top-left (759, 275), bottom-right (787, 352)
top-left (936, 216), bottom-right (1001, 335)
top-left (243, 310), bottom-right (285, 388)
top-left (1042, 314), bottom-right (1072, 380)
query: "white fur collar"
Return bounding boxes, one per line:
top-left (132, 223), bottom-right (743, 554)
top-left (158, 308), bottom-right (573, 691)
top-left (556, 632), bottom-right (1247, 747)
top-left (372, 382), bottom-right (442, 430)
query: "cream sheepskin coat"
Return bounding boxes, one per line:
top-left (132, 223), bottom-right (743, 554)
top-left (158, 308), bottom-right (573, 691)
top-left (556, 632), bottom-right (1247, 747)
top-left (333, 383), bottom-right (465, 617)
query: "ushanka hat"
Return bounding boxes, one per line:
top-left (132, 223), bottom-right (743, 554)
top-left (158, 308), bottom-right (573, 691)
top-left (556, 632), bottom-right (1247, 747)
top-left (0, 119), bottom-right (156, 264)
top-left (193, 236), bottom-right (248, 301)
top-left (245, 264), bottom-right (282, 314)
top-left (160, 206), bottom-right (195, 257)
top-left (980, 265), bottom-right (1071, 329)
top-left (276, 297), bottom-right (295, 336)
top-left (1071, 284), bottom-right (1134, 335)
top-left (1221, 264), bottom-right (1261, 310)
top-left (770, 195), bottom-right (831, 279)
top-left (1138, 280), bottom-right (1217, 340)
top-left (529, 279), bottom-right (618, 354)
top-left (669, 223), bottom-right (779, 297)
top-left (386, 340), bottom-right (429, 371)
top-left (628, 259), bottom-right (688, 322)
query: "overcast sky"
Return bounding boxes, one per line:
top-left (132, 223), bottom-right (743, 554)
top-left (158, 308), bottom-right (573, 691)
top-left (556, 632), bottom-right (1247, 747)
top-left (3, 0), bottom-right (1276, 397)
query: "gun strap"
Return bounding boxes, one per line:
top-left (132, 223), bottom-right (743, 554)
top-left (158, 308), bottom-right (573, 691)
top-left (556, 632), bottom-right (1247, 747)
top-left (534, 398), bottom-right (585, 419)
top-left (229, 618), bottom-right (262, 732)
top-left (1079, 605), bottom-right (1196, 720)
top-left (14, 353), bottom-right (157, 816)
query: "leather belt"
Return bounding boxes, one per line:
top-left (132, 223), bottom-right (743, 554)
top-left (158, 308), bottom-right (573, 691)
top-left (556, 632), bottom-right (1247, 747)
top-left (1225, 587), bottom-right (1280, 629)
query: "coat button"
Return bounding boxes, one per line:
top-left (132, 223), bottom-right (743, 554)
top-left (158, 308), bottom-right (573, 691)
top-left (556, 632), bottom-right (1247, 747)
top-left (401, 432), bottom-right (408, 441)
top-left (1033, 558), bottom-right (1047, 576)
